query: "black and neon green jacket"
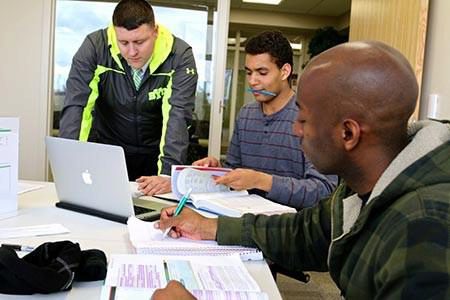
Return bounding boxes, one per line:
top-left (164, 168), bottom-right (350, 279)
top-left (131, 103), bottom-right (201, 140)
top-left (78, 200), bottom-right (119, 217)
top-left (218, 120), bottom-right (450, 299)
top-left (59, 24), bottom-right (197, 175)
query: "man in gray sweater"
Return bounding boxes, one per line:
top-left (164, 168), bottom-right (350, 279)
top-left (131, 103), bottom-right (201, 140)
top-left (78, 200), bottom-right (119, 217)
top-left (191, 31), bottom-right (337, 209)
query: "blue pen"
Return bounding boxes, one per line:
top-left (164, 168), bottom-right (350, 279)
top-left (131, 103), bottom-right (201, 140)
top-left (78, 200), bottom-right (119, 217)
top-left (1, 243), bottom-right (35, 252)
top-left (162, 188), bottom-right (192, 238)
top-left (246, 88), bottom-right (277, 97)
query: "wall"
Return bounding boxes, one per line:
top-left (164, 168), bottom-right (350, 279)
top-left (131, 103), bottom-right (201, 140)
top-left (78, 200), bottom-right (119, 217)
top-left (0, 0), bottom-right (54, 180)
top-left (349, 0), bottom-right (429, 121)
top-left (230, 8), bottom-right (344, 30)
top-left (420, 0), bottom-right (450, 119)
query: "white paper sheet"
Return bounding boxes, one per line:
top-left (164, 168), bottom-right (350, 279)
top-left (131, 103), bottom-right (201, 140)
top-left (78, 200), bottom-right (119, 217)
top-left (17, 182), bottom-right (44, 195)
top-left (0, 223), bottom-right (70, 239)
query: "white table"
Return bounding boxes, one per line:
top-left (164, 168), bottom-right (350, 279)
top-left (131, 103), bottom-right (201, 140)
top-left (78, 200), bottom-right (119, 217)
top-left (0, 181), bottom-right (282, 299)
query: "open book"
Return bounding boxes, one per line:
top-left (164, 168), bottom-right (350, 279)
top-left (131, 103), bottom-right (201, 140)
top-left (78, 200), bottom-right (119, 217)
top-left (171, 165), bottom-right (296, 217)
top-left (101, 254), bottom-right (268, 300)
top-left (127, 216), bottom-right (263, 261)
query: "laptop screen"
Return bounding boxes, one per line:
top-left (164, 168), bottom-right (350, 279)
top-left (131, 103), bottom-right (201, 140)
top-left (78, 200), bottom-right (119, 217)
top-left (46, 137), bottom-right (165, 223)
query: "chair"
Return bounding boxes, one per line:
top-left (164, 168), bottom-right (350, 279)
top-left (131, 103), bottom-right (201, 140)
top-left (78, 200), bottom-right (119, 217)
top-left (269, 262), bottom-right (310, 283)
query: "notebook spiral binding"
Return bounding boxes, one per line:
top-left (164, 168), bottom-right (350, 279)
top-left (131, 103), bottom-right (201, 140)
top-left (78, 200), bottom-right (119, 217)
top-left (136, 246), bottom-right (263, 261)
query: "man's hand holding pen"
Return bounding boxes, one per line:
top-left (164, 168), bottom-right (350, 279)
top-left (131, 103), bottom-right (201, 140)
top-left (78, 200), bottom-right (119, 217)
top-left (155, 207), bottom-right (218, 241)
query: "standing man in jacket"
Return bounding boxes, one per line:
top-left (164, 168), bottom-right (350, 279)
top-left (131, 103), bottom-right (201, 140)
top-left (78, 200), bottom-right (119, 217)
top-left (59, 0), bottom-right (197, 192)
top-left (152, 41), bottom-right (450, 299)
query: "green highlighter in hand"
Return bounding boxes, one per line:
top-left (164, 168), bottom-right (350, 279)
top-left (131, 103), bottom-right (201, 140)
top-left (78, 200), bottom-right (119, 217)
top-left (162, 187), bottom-right (193, 238)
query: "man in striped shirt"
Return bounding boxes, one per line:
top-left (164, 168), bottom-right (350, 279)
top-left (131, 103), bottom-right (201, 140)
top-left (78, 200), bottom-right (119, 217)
top-left (194, 31), bottom-right (337, 209)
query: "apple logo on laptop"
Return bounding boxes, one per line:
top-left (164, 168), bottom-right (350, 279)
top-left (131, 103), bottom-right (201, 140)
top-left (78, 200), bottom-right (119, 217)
top-left (81, 170), bottom-right (93, 185)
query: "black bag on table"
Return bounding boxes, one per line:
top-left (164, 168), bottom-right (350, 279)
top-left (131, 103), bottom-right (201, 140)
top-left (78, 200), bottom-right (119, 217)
top-left (0, 241), bottom-right (107, 295)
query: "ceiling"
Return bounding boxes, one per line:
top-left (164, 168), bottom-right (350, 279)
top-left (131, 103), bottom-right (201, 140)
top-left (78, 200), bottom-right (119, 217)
top-left (230, 0), bottom-right (351, 17)
top-left (107, 0), bottom-right (351, 41)
top-left (148, 0), bottom-right (351, 17)
top-left (227, 0), bottom-right (351, 43)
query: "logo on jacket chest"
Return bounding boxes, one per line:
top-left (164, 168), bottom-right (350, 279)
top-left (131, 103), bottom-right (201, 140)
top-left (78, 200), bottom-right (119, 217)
top-left (148, 87), bottom-right (169, 101)
top-left (186, 68), bottom-right (196, 75)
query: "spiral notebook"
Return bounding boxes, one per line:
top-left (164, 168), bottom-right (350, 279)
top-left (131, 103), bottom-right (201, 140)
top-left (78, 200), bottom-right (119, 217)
top-left (127, 216), bottom-right (263, 261)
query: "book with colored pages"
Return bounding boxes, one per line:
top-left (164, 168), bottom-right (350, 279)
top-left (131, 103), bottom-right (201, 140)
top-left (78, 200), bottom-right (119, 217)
top-left (170, 165), bottom-right (296, 217)
top-left (100, 253), bottom-right (269, 300)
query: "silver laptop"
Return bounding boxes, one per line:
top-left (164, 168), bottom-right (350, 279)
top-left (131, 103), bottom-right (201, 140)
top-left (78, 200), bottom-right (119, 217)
top-left (45, 136), bottom-right (170, 224)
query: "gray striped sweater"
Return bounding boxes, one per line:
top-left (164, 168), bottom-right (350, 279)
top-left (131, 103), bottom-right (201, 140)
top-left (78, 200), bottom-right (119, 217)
top-left (224, 95), bottom-right (338, 209)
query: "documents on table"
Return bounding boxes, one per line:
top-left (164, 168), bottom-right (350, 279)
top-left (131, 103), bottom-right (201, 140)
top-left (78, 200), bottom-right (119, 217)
top-left (100, 254), bottom-right (268, 300)
top-left (0, 224), bottom-right (70, 239)
top-left (0, 118), bottom-right (19, 218)
top-left (127, 216), bottom-right (263, 261)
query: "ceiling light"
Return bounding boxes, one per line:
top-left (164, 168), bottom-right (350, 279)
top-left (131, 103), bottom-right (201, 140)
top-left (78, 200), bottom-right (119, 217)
top-left (242, 0), bottom-right (283, 5)
top-left (290, 43), bottom-right (302, 50)
top-left (228, 37), bottom-right (247, 45)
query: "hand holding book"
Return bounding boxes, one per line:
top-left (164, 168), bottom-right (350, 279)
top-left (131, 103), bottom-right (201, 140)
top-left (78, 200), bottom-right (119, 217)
top-left (214, 168), bottom-right (273, 192)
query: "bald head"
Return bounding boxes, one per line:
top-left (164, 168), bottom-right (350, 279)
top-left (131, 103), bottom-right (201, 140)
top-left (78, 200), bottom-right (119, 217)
top-left (299, 41), bottom-right (418, 146)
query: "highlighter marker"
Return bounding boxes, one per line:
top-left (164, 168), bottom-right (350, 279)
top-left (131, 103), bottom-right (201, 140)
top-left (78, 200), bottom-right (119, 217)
top-left (246, 88), bottom-right (277, 97)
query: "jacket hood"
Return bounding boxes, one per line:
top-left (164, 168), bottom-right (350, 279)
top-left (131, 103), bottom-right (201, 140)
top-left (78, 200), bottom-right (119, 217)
top-left (369, 120), bottom-right (450, 204)
top-left (335, 120), bottom-right (450, 239)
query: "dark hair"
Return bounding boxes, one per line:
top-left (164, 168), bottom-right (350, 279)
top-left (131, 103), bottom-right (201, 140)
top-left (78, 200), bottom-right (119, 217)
top-left (112, 0), bottom-right (155, 30)
top-left (245, 31), bottom-right (293, 80)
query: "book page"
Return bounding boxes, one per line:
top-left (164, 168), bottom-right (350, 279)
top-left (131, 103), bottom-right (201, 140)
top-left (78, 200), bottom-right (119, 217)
top-left (101, 254), bottom-right (268, 300)
top-left (190, 194), bottom-right (297, 217)
top-left (177, 167), bottom-right (229, 195)
top-left (171, 165), bottom-right (233, 198)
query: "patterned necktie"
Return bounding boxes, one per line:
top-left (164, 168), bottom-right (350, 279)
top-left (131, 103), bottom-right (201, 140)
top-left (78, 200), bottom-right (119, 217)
top-left (132, 68), bottom-right (143, 90)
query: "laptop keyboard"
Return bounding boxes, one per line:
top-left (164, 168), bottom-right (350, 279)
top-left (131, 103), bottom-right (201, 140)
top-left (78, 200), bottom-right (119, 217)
top-left (133, 205), bottom-right (155, 215)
